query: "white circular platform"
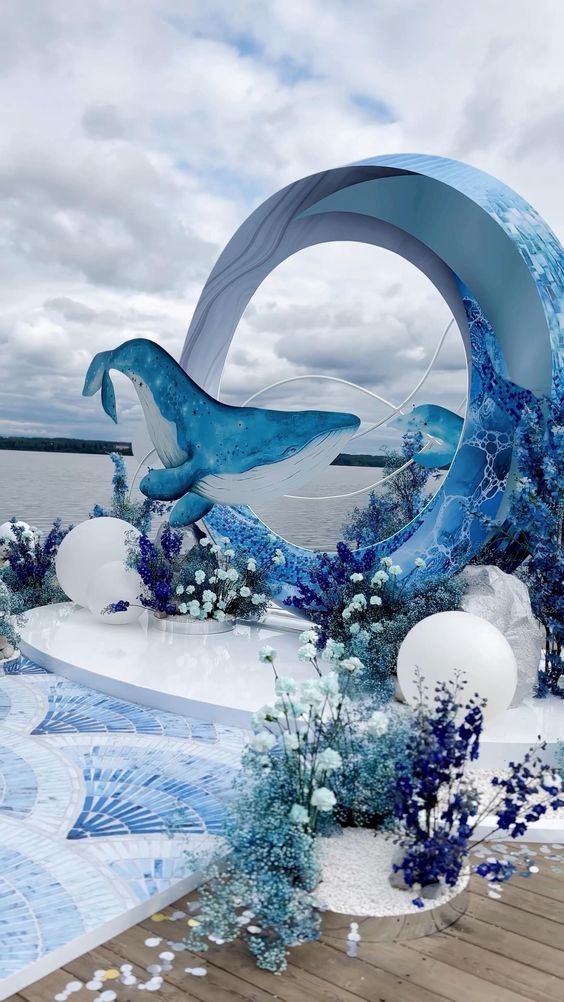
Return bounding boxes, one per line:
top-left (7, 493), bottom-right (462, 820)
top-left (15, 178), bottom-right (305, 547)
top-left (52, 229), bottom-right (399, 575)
top-left (19, 602), bottom-right (564, 768)
top-left (19, 602), bottom-right (315, 728)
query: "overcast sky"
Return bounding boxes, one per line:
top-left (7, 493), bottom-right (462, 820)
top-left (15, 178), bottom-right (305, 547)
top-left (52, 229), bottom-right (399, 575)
top-left (1, 0), bottom-right (563, 456)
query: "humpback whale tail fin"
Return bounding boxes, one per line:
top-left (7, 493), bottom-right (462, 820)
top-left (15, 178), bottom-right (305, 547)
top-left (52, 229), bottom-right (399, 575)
top-left (82, 350), bottom-right (118, 423)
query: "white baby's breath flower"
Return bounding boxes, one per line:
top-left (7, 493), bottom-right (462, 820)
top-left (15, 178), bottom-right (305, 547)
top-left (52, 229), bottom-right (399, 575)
top-left (283, 731), bottom-right (299, 751)
top-left (224, 548), bottom-right (235, 558)
top-left (340, 656), bottom-right (363, 674)
top-left (247, 558), bottom-right (257, 572)
top-left (186, 585), bottom-right (195, 594)
top-left (275, 675), bottom-right (297, 695)
top-left (239, 586), bottom-right (251, 598)
top-left (318, 672), bottom-right (340, 697)
top-left (252, 593), bottom-right (266, 605)
top-left (214, 610), bottom-right (226, 622)
top-left (380, 556), bottom-right (393, 568)
top-left (349, 622), bottom-right (360, 635)
top-left (366, 710), bottom-right (389, 737)
top-left (251, 731), bottom-right (276, 754)
top-left (216, 569), bottom-right (228, 580)
top-left (300, 679), bottom-right (324, 705)
top-left (316, 748), bottom-right (342, 772)
top-left (202, 590), bottom-right (216, 603)
top-left (298, 642), bottom-right (317, 662)
top-left (370, 595), bottom-right (382, 606)
top-left (371, 570), bottom-right (389, 587)
top-left (389, 564), bottom-right (402, 576)
top-left (199, 537), bottom-right (210, 547)
top-left (227, 568), bottom-right (239, 582)
top-left (299, 629), bottom-right (319, 644)
top-left (178, 602), bottom-right (188, 615)
top-left (350, 572), bottom-right (363, 582)
top-left (175, 584), bottom-right (185, 595)
top-left (259, 645), bottom-right (276, 664)
top-left (289, 804), bottom-right (309, 825)
top-left (195, 570), bottom-right (206, 584)
top-left (414, 557), bottom-right (426, 568)
top-left (310, 787), bottom-right (336, 812)
top-left (272, 548), bottom-right (286, 566)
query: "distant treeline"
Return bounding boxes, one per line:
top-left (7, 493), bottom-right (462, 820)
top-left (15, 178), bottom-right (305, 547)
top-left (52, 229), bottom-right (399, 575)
top-left (332, 453), bottom-right (386, 467)
top-left (0, 436), bottom-right (133, 456)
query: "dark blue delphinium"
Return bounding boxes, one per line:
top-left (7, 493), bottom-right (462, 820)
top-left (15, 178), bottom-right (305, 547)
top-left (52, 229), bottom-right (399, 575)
top-left (1, 518), bottom-right (71, 612)
top-left (91, 452), bottom-right (168, 534)
top-left (392, 674), bottom-right (564, 896)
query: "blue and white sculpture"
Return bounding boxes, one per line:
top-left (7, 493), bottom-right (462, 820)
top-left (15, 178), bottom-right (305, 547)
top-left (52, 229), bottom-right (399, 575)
top-left (83, 338), bottom-right (360, 526)
top-left (177, 154), bottom-right (563, 607)
top-left (394, 404), bottom-right (464, 469)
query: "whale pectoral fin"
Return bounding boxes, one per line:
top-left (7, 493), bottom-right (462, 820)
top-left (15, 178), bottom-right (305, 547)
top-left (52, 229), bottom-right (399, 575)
top-left (140, 460), bottom-right (199, 501)
top-left (101, 371), bottom-right (117, 423)
top-left (169, 492), bottom-right (214, 527)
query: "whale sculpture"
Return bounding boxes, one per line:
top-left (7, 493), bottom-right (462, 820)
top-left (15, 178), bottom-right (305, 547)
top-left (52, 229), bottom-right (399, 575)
top-left (393, 404), bottom-right (464, 469)
top-left (83, 338), bottom-right (360, 527)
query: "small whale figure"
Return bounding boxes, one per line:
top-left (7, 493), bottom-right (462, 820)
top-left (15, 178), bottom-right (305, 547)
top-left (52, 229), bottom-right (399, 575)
top-left (83, 338), bottom-right (360, 527)
top-left (394, 403), bottom-right (463, 469)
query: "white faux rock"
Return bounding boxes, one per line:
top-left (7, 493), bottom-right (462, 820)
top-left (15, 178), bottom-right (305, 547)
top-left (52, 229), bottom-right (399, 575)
top-left (316, 829), bottom-right (468, 917)
top-left (461, 565), bottom-right (544, 705)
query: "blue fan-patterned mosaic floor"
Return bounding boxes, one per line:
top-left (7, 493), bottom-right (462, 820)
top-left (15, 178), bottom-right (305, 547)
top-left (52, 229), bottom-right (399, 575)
top-left (0, 656), bottom-right (246, 988)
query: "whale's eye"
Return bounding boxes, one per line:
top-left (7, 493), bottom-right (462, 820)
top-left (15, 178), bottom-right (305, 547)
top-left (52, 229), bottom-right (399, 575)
top-left (283, 446), bottom-right (297, 456)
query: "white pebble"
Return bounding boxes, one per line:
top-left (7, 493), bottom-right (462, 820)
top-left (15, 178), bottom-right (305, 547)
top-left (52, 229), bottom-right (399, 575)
top-left (54, 994), bottom-right (68, 1002)
top-left (86, 982), bottom-right (103, 992)
top-left (316, 829), bottom-right (469, 917)
top-left (120, 976), bottom-right (137, 986)
top-left (93, 971), bottom-right (106, 979)
top-left (66, 984), bottom-right (82, 994)
top-left (144, 937), bottom-right (162, 947)
top-left (98, 993), bottom-right (117, 1002)
top-left (185, 967), bottom-right (207, 977)
top-left (172, 910), bottom-right (186, 919)
top-left (120, 964), bottom-right (133, 973)
top-left (159, 951), bottom-right (174, 960)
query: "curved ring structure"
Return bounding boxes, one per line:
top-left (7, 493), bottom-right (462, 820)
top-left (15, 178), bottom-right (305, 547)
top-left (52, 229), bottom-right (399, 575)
top-left (181, 154), bottom-right (564, 607)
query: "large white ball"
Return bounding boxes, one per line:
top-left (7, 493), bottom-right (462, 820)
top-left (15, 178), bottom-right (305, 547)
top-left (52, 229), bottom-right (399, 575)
top-left (55, 517), bottom-right (140, 607)
top-left (397, 610), bottom-right (517, 722)
top-left (86, 560), bottom-right (144, 624)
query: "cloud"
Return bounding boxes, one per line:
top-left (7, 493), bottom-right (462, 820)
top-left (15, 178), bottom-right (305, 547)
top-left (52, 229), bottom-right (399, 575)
top-left (0, 0), bottom-right (561, 463)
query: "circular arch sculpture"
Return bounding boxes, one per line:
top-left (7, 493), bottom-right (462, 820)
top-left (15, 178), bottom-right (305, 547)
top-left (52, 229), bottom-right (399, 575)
top-left (180, 154), bottom-right (564, 608)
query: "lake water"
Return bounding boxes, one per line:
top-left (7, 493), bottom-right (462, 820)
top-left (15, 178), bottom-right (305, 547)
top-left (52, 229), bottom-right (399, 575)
top-left (0, 450), bottom-right (399, 550)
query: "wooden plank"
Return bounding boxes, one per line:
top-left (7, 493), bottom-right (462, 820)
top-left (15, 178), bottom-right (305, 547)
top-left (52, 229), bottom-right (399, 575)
top-left (444, 912), bottom-right (564, 980)
top-left (321, 937), bottom-right (528, 1002)
top-left (204, 939), bottom-right (367, 1002)
top-left (466, 893), bottom-right (564, 948)
top-left (408, 929), bottom-right (564, 1002)
top-left (17, 945), bottom-right (201, 1002)
top-left (289, 939), bottom-right (450, 1002)
top-left (105, 923), bottom-right (277, 1002)
top-left (497, 870), bottom-right (564, 904)
top-left (471, 879), bottom-right (564, 924)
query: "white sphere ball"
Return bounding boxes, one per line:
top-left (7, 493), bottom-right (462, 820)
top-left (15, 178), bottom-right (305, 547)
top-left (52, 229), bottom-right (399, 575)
top-left (0, 520), bottom-right (32, 546)
top-left (397, 610), bottom-right (517, 722)
top-left (55, 518), bottom-right (140, 607)
top-left (86, 560), bottom-right (144, 624)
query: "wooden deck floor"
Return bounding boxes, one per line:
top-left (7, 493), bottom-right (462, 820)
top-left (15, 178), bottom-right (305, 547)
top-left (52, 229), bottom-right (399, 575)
top-left (11, 847), bottom-right (564, 1002)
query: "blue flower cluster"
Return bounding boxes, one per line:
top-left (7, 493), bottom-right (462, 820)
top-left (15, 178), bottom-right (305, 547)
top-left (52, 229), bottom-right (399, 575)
top-left (1, 518), bottom-right (71, 613)
top-left (287, 543), bottom-right (464, 702)
top-left (392, 674), bottom-right (564, 896)
top-left (90, 452), bottom-right (169, 534)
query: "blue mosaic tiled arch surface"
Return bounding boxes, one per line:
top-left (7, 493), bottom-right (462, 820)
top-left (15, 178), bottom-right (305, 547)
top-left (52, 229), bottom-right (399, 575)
top-left (0, 657), bottom-right (247, 984)
top-left (180, 154), bottom-right (564, 608)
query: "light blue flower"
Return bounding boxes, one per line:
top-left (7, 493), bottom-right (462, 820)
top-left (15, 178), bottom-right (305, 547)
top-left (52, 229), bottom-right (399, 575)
top-left (340, 656), bottom-right (363, 674)
top-left (275, 675), bottom-right (297, 695)
top-left (176, 584), bottom-right (185, 595)
top-left (298, 642), bottom-right (317, 662)
top-left (310, 787), bottom-right (336, 811)
top-left (251, 731), bottom-right (276, 754)
top-left (289, 804), bottom-right (309, 825)
top-left (239, 586), bottom-right (251, 598)
top-left (259, 645), bottom-right (277, 664)
top-left (195, 570), bottom-right (206, 584)
top-left (316, 748), bottom-right (342, 772)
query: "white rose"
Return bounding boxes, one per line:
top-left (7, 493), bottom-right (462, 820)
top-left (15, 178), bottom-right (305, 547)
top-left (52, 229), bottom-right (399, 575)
top-left (310, 787), bottom-right (336, 812)
top-left (252, 731), bottom-right (276, 754)
top-left (366, 710), bottom-right (389, 737)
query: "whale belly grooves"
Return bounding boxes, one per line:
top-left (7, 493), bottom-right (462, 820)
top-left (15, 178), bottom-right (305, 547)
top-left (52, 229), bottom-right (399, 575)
top-left (195, 426), bottom-right (354, 505)
top-left (131, 377), bottom-right (187, 468)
